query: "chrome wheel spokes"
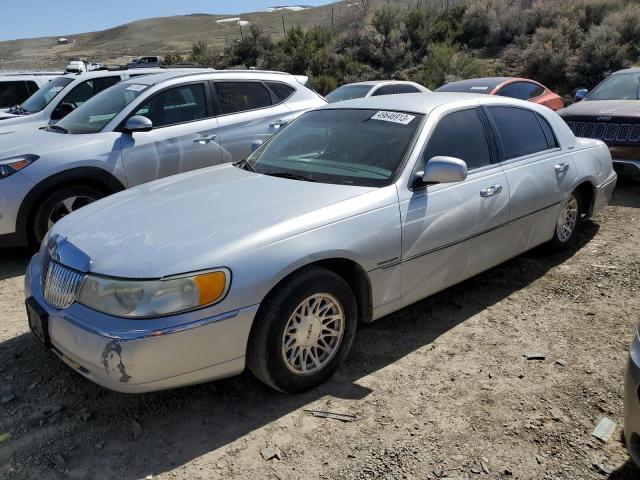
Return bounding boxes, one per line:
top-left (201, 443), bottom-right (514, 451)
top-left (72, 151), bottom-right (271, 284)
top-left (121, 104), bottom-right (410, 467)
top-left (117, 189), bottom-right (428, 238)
top-left (281, 293), bottom-right (345, 375)
top-left (556, 194), bottom-right (578, 242)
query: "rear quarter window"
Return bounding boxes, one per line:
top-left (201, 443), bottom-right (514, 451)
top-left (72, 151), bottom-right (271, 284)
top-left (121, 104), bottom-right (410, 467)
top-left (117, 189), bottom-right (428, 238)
top-left (265, 82), bottom-right (295, 103)
top-left (488, 106), bottom-right (551, 160)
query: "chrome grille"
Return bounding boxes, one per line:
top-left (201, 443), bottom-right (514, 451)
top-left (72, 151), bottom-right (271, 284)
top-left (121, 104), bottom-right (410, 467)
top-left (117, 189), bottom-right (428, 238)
top-left (566, 119), bottom-right (640, 144)
top-left (40, 252), bottom-right (85, 309)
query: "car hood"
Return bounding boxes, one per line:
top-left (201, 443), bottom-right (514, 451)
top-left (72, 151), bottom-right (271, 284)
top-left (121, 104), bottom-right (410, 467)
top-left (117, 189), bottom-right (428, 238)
top-left (52, 164), bottom-right (380, 278)
top-left (0, 127), bottom-right (94, 158)
top-left (558, 100), bottom-right (640, 118)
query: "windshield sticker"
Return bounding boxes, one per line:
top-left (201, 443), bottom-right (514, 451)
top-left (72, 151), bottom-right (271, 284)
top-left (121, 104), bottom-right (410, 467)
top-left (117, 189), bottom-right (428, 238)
top-left (126, 84), bottom-right (148, 92)
top-left (50, 86), bottom-right (64, 93)
top-left (370, 111), bottom-right (416, 125)
top-left (470, 86), bottom-right (489, 91)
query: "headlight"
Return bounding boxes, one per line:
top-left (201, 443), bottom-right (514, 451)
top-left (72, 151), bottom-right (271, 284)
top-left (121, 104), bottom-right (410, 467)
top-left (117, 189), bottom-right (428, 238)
top-left (0, 155), bottom-right (38, 179)
top-left (77, 269), bottom-right (230, 318)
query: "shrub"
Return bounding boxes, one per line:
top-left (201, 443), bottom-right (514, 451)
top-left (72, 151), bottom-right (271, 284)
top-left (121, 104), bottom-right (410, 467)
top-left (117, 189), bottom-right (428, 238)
top-left (162, 52), bottom-right (184, 65)
top-left (569, 25), bottom-right (629, 88)
top-left (602, 4), bottom-right (640, 55)
top-left (414, 42), bottom-right (482, 89)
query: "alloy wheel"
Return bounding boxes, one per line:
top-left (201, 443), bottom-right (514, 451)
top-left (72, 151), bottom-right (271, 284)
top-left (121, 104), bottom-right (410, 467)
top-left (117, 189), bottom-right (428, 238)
top-left (556, 194), bottom-right (579, 242)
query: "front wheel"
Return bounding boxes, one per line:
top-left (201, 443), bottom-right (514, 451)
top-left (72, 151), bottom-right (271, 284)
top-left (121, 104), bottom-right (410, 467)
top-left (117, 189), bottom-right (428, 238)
top-left (32, 185), bottom-right (104, 244)
top-left (246, 266), bottom-right (357, 393)
top-left (547, 190), bottom-right (582, 251)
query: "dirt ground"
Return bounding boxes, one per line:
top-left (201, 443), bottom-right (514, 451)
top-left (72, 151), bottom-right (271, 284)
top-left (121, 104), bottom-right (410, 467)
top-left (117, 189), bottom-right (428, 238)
top-left (1, 182), bottom-right (640, 480)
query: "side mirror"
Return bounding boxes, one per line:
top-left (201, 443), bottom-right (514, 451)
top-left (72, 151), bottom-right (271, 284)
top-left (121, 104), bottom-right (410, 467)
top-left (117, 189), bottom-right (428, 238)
top-left (50, 103), bottom-right (74, 121)
top-left (417, 156), bottom-right (468, 186)
top-left (123, 115), bottom-right (153, 133)
top-left (575, 89), bottom-right (588, 101)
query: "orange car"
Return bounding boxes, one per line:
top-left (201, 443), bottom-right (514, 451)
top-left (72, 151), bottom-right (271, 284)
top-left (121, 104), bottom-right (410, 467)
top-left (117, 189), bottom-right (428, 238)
top-left (435, 77), bottom-right (564, 110)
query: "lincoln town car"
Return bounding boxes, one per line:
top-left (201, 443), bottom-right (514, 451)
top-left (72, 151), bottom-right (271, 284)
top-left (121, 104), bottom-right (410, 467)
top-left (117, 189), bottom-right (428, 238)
top-left (24, 93), bottom-right (616, 393)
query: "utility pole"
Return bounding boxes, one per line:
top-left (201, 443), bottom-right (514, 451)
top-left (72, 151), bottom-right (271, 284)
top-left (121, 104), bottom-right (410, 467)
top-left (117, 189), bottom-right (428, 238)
top-left (239, 24), bottom-right (244, 40)
top-left (282, 16), bottom-right (287, 36)
top-left (331, 6), bottom-right (335, 30)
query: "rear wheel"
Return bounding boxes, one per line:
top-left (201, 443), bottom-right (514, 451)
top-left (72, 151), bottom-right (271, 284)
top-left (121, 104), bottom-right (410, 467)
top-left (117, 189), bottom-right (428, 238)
top-left (247, 266), bottom-right (357, 393)
top-left (32, 185), bottom-right (104, 244)
top-left (547, 190), bottom-right (582, 251)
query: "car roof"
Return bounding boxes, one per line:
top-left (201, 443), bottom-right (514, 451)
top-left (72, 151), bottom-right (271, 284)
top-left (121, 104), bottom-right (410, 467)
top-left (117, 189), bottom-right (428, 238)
top-left (117, 69), bottom-right (304, 87)
top-left (435, 77), bottom-right (515, 93)
top-left (612, 67), bottom-right (640, 74)
top-left (0, 74), bottom-right (61, 81)
top-left (342, 80), bottom-right (419, 87)
top-left (317, 92), bottom-right (536, 115)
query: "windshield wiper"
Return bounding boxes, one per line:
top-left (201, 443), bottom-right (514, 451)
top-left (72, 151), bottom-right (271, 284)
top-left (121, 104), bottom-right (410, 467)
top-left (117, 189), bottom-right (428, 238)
top-left (234, 158), bottom-right (255, 172)
top-left (267, 171), bottom-right (318, 182)
top-left (8, 105), bottom-right (29, 115)
top-left (45, 124), bottom-right (69, 134)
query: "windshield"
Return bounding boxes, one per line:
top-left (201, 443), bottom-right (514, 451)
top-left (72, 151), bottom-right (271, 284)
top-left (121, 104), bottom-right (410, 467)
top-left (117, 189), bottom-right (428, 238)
top-left (587, 72), bottom-right (640, 100)
top-left (325, 85), bottom-right (372, 103)
top-left (56, 82), bottom-right (150, 134)
top-left (243, 109), bottom-right (423, 187)
top-left (22, 77), bottom-right (73, 113)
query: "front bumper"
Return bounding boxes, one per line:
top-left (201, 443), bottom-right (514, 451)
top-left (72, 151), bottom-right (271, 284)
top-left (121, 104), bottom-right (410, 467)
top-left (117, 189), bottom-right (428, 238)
top-left (25, 255), bottom-right (259, 393)
top-left (625, 329), bottom-right (640, 466)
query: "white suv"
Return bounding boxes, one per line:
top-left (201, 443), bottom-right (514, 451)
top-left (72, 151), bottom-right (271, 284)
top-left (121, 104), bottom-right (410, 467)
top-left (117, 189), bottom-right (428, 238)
top-left (0, 70), bottom-right (325, 246)
top-left (0, 68), bottom-right (203, 132)
top-left (0, 73), bottom-right (61, 111)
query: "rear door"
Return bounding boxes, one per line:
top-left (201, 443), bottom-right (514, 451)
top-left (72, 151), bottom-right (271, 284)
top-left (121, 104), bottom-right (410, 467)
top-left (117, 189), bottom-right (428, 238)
top-left (211, 80), bottom-right (293, 162)
top-left (485, 105), bottom-right (576, 252)
top-left (120, 82), bottom-right (222, 186)
top-left (399, 107), bottom-right (512, 307)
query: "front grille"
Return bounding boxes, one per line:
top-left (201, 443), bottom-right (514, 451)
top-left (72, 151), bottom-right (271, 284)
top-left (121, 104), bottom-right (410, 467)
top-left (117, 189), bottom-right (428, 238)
top-left (40, 252), bottom-right (85, 309)
top-left (565, 118), bottom-right (640, 145)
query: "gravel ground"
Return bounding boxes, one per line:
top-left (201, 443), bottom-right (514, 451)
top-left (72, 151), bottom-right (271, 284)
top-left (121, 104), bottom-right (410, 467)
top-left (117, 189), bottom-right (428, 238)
top-left (1, 181), bottom-right (640, 480)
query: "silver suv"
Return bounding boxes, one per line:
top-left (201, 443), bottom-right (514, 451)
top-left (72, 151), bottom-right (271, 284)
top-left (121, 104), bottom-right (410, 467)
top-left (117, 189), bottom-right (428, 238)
top-left (0, 68), bottom-right (202, 132)
top-left (0, 70), bottom-right (325, 246)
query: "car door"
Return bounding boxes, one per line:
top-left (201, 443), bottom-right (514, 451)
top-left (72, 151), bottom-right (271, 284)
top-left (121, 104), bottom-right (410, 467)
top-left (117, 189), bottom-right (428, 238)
top-left (120, 82), bottom-right (222, 187)
top-left (399, 107), bottom-right (512, 307)
top-left (485, 105), bottom-right (576, 253)
top-left (212, 80), bottom-right (294, 162)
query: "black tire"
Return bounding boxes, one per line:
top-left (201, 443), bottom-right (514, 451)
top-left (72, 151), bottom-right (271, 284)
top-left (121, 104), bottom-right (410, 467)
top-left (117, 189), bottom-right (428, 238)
top-left (547, 190), bottom-right (582, 251)
top-left (246, 266), bottom-right (358, 393)
top-left (32, 185), bottom-right (105, 244)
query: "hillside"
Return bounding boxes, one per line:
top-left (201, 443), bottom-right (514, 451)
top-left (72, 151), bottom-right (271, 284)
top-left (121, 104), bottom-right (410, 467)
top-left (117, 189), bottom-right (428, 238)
top-left (0, 1), bottom-right (403, 70)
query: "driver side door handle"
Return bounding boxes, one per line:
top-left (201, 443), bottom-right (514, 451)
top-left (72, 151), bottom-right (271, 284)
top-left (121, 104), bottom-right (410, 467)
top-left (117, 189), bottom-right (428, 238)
top-left (554, 163), bottom-right (569, 173)
top-left (193, 135), bottom-right (217, 144)
top-left (480, 184), bottom-right (503, 197)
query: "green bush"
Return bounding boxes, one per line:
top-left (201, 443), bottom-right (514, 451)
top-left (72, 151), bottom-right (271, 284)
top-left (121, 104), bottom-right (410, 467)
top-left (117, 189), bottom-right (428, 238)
top-left (569, 25), bottom-right (629, 88)
top-left (414, 42), bottom-right (482, 89)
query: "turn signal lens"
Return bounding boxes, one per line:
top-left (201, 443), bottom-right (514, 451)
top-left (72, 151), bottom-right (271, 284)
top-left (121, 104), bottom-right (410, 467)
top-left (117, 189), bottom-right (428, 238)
top-left (0, 155), bottom-right (39, 179)
top-left (194, 271), bottom-right (227, 305)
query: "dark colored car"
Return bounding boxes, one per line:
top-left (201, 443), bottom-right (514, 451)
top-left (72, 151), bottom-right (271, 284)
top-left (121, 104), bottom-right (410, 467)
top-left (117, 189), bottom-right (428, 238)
top-left (558, 68), bottom-right (640, 178)
top-left (436, 77), bottom-right (564, 110)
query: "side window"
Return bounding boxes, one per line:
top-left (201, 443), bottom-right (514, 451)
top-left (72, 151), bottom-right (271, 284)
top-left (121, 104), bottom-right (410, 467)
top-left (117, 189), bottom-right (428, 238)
top-left (371, 85), bottom-right (396, 96)
top-left (134, 83), bottom-right (208, 127)
top-left (423, 108), bottom-right (492, 170)
top-left (537, 114), bottom-right (559, 149)
top-left (0, 81), bottom-right (30, 108)
top-left (497, 82), bottom-right (544, 100)
top-left (524, 82), bottom-right (545, 99)
top-left (488, 106), bottom-right (550, 160)
top-left (25, 81), bottom-right (39, 96)
top-left (214, 82), bottom-right (272, 115)
top-left (395, 84), bottom-right (420, 94)
top-left (265, 82), bottom-right (295, 103)
top-left (61, 76), bottom-right (120, 107)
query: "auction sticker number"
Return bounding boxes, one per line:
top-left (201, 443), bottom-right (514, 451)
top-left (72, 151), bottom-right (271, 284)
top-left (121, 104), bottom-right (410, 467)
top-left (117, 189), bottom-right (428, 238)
top-left (371, 111), bottom-right (415, 125)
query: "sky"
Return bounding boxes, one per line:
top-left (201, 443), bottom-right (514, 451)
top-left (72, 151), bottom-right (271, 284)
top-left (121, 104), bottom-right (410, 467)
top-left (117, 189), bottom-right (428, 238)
top-left (1, 0), bottom-right (334, 41)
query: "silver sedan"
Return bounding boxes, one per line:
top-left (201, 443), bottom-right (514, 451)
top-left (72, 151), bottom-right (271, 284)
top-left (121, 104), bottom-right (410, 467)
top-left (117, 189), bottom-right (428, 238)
top-left (25, 93), bottom-right (617, 393)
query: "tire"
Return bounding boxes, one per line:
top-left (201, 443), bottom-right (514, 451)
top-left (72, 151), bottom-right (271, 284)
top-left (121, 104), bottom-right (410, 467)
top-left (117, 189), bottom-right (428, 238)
top-left (246, 266), bottom-right (358, 393)
top-left (32, 185), bottom-right (105, 244)
top-left (547, 190), bottom-right (582, 251)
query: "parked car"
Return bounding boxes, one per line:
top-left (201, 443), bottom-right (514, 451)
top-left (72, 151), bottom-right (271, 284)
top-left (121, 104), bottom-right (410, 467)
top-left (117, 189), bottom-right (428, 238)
top-left (325, 80), bottom-right (430, 103)
top-left (64, 61), bottom-right (88, 73)
top-left (626, 325), bottom-right (640, 467)
top-left (0, 70), bottom-right (325, 247)
top-left (558, 67), bottom-right (640, 179)
top-left (24, 93), bottom-right (616, 394)
top-left (435, 77), bottom-right (564, 111)
top-left (0, 73), bottom-right (61, 111)
top-left (126, 56), bottom-right (162, 69)
top-left (0, 68), bottom-right (203, 133)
